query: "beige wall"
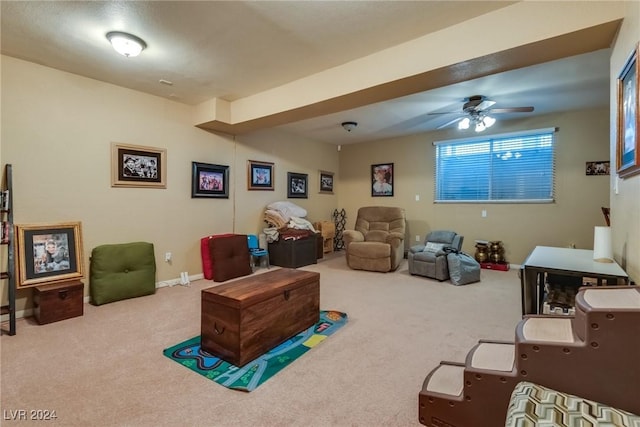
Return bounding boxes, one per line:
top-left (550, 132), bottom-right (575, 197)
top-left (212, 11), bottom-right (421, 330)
top-left (233, 129), bottom-right (339, 234)
top-left (2, 1), bottom-right (639, 315)
top-left (609, 1), bottom-right (640, 282)
top-left (0, 56), bottom-right (338, 311)
top-left (337, 109), bottom-right (612, 264)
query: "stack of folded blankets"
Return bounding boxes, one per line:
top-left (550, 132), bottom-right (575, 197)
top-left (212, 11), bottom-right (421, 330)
top-left (264, 209), bottom-right (288, 229)
top-left (263, 201), bottom-right (317, 242)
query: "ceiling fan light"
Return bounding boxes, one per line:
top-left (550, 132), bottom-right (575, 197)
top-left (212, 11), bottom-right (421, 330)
top-left (483, 116), bottom-right (496, 127)
top-left (106, 31), bottom-right (147, 57)
top-left (458, 118), bottom-right (470, 129)
top-left (475, 122), bottom-right (486, 132)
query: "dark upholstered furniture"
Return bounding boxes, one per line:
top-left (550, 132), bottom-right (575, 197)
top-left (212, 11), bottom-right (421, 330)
top-left (90, 241), bottom-right (156, 306)
top-left (268, 235), bottom-right (318, 268)
top-left (343, 206), bottom-right (406, 272)
top-left (408, 230), bottom-right (463, 281)
top-left (208, 234), bottom-right (252, 282)
top-left (200, 233), bottom-right (234, 280)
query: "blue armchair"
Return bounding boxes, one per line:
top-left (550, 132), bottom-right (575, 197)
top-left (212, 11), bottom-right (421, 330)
top-left (408, 230), bottom-right (463, 281)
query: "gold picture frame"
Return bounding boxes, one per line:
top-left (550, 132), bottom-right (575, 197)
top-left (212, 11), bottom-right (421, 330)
top-left (247, 160), bottom-right (274, 190)
top-left (15, 221), bottom-right (84, 288)
top-left (111, 142), bottom-right (167, 188)
top-left (616, 43), bottom-right (640, 178)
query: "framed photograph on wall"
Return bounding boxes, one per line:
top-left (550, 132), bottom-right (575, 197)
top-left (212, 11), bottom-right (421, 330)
top-left (586, 161), bottom-right (610, 176)
top-left (15, 221), bottom-right (84, 288)
top-left (616, 43), bottom-right (640, 178)
top-left (287, 172), bottom-right (308, 199)
top-left (319, 170), bottom-right (334, 194)
top-left (191, 162), bottom-right (229, 198)
top-left (247, 160), bottom-right (274, 190)
top-left (371, 163), bottom-right (394, 197)
top-left (111, 142), bottom-right (167, 188)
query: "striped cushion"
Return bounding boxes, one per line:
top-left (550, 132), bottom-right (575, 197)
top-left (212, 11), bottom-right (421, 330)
top-left (505, 382), bottom-right (640, 427)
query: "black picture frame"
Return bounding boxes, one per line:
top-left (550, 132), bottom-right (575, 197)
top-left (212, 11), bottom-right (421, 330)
top-left (191, 162), bottom-right (229, 198)
top-left (248, 160), bottom-right (274, 190)
top-left (111, 142), bottom-right (166, 188)
top-left (586, 161), bottom-right (610, 176)
top-left (371, 163), bottom-right (394, 197)
top-left (287, 172), bottom-right (308, 199)
top-left (15, 221), bottom-right (84, 288)
top-left (319, 170), bottom-right (334, 194)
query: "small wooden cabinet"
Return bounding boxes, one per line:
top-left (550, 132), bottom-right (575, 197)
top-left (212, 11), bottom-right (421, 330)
top-left (33, 280), bottom-right (84, 324)
top-left (314, 221), bottom-right (336, 254)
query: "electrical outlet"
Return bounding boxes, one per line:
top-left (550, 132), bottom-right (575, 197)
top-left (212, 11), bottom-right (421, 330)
top-left (415, 235), bottom-right (420, 242)
top-left (165, 252), bottom-right (172, 262)
top-left (481, 209), bottom-right (487, 218)
top-left (415, 194), bottom-right (420, 201)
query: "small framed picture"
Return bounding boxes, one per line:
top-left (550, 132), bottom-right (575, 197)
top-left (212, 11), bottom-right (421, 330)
top-left (191, 162), bottom-right (229, 198)
top-left (371, 163), bottom-right (394, 197)
top-left (319, 170), bottom-right (334, 194)
top-left (616, 42), bottom-right (640, 178)
top-left (287, 172), bottom-right (308, 199)
top-left (586, 161), bottom-right (610, 176)
top-left (15, 221), bottom-right (84, 288)
top-left (247, 160), bottom-right (274, 190)
top-left (111, 142), bottom-right (166, 188)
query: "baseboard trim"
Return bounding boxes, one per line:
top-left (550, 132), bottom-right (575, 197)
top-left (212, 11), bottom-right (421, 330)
top-left (156, 273), bottom-right (204, 288)
top-left (1, 273), bottom-right (206, 322)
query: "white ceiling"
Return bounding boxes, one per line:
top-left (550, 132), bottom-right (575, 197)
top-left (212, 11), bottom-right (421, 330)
top-left (1, 1), bottom-right (612, 145)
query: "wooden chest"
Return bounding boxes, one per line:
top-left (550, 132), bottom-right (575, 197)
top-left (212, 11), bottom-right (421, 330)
top-left (268, 236), bottom-right (318, 268)
top-left (33, 280), bottom-right (84, 324)
top-left (201, 268), bottom-right (320, 366)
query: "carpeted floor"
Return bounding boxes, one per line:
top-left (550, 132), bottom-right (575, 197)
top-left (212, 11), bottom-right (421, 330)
top-left (0, 253), bottom-right (523, 426)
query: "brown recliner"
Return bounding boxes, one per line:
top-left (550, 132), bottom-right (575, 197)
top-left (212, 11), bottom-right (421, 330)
top-left (343, 206), bottom-right (406, 272)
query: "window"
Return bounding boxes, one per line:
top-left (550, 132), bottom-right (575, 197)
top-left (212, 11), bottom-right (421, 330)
top-left (434, 128), bottom-right (556, 203)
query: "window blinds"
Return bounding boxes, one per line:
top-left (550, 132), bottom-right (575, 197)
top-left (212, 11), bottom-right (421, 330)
top-left (434, 128), bottom-right (556, 203)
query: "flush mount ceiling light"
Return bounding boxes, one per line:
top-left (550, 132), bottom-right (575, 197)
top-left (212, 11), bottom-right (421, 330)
top-left (106, 31), bottom-right (147, 57)
top-left (341, 121), bottom-right (358, 132)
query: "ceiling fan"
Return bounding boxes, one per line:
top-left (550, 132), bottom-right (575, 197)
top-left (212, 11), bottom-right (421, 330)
top-left (430, 95), bottom-right (534, 132)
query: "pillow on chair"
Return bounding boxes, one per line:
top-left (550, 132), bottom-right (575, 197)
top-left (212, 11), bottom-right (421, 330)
top-left (423, 242), bottom-right (445, 254)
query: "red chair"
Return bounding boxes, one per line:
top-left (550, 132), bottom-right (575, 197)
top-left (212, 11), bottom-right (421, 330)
top-left (200, 234), bottom-right (234, 280)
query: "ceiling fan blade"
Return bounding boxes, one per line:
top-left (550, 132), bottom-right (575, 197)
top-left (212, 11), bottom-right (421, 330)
top-left (436, 117), bottom-right (463, 129)
top-left (490, 106), bottom-right (534, 113)
top-left (427, 111), bottom-right (460, 115)
top-left (475, 100), bottom-right (496, 110)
